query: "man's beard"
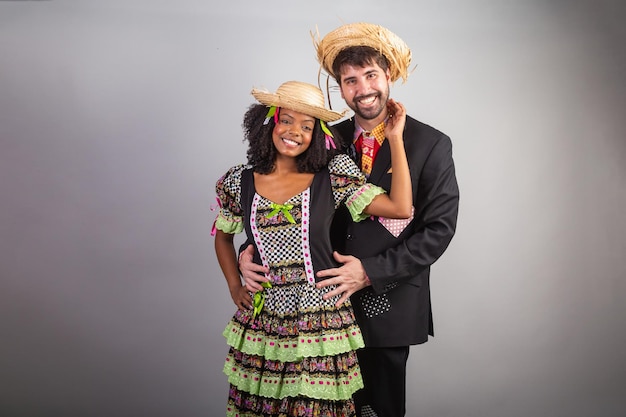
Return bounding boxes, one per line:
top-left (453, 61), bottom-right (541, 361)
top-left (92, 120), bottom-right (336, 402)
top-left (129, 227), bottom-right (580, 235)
top-left (352, 88), bottom-right (389, 120)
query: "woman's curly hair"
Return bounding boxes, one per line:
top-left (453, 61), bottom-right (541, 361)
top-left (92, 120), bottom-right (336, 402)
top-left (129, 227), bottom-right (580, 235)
top-left (242, 103), bottom-right (342, 174)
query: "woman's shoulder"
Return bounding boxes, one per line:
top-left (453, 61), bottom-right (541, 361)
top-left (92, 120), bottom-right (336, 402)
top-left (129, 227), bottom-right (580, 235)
top-left (328, 153), bottom-right (360, 176)
top-left (216, 163), bottom-right (252, 191)
top-left (219, 163), bottom-right (252, 180)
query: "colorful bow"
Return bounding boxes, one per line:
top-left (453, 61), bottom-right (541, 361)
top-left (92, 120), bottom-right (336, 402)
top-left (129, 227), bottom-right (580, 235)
top-left (266, 202), bottom-right (295, 224)
top-left (252, 281), bottom-right (273, 318)
top-left (263, 106), bottom-right (279, 125)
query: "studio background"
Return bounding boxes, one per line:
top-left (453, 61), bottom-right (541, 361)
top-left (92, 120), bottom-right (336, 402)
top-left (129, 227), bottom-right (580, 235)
top-left (1, 0), bottom-right (625, 416)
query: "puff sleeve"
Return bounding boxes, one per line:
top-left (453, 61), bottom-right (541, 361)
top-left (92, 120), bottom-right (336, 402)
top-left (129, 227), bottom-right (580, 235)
top-left (214, 164), bottom-right (248, 235)
top-left (328, 154), bottom-right (386, 222)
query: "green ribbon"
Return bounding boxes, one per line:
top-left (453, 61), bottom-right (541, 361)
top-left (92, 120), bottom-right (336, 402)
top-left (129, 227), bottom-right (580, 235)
top-left (263, 106), bottom-right (277, 125)
top-left (320, 120), bottom-right (334, 137)
top-left (252, 281), bottom-right (273, 318)
top-left (266, 202), bottom-right (296, 224)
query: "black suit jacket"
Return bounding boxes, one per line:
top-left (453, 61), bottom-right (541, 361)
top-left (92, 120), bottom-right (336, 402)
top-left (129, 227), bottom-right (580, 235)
top-left (331, 115), bottom-right (459, 347)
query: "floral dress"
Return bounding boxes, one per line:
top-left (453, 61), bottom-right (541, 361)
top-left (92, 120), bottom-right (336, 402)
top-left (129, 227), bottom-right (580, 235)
top-left (214, 154), bottom-right (385, 417)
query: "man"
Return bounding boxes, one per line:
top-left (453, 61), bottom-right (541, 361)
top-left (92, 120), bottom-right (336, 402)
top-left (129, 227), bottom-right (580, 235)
top-left (241, 23), bottom-right (459, 417)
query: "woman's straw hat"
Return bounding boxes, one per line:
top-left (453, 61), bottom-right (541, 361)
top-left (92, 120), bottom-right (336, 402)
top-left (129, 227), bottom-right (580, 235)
top-left (251, 81), bottom-right (346, 122)
top-left (313, 22), bottom-right (413, 83)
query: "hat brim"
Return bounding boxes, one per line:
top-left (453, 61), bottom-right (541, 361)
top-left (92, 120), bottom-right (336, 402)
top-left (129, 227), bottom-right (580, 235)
top-left (251, 89), bottom-right (346, 122)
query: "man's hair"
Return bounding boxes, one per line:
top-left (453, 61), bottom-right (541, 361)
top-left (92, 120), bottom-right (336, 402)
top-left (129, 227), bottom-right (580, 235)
top-left (242, 103), bottom-right (341, 174)
top-left (332, 46), bottom-right (390, 83)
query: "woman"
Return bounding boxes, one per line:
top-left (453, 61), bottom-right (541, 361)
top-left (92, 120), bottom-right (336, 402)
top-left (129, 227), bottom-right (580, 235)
top-left (213, 80), bottom-right (410, 416)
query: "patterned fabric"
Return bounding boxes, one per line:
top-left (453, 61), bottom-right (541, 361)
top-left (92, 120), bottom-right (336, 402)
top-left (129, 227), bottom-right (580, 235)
top-left (215, 154), bottom-right (385, 417)
top-left (353, 121), bottom-right (385, 177)
top-left (360, 405), bottom-right (378, 417)
top-left (378, 207), bottom-right (415, 238)
top-left (359, 291), bottom-right (392, 318)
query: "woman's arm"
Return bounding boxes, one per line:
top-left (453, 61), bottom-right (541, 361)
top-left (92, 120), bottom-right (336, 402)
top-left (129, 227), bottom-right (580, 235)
top-left (214, 229), bottom-right (252, 310)
top-left (364, 99), bottom-right (412, 218)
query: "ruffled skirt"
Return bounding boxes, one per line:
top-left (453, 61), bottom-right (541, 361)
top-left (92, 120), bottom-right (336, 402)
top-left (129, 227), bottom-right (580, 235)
top-left (223, 281), bottom-right (364, 416)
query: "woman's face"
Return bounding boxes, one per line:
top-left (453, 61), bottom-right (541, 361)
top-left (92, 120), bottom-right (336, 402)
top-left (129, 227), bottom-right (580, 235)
top-left (271, 108), bottom-right (316, 158)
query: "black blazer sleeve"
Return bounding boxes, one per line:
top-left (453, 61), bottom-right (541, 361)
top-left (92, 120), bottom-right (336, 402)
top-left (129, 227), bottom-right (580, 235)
top-left (362, 128), bottom-right (460, 294)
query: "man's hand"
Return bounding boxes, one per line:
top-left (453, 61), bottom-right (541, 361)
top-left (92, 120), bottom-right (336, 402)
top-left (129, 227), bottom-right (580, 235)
top-left (239, 244), bottom-right (269, 292)
top-left (315, 251), bottom-right (371, 307)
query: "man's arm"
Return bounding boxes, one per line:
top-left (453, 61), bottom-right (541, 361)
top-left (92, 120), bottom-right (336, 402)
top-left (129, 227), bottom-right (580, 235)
top-left (364, 135), bottom-right (459, 293)
top-left (317, 135), bottom-right (459, 304)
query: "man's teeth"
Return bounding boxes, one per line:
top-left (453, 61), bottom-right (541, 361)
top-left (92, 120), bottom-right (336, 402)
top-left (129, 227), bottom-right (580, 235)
top-left (360, 96), bottom-right (376, 105)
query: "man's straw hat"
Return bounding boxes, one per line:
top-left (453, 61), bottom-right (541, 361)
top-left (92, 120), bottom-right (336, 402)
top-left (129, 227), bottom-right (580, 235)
top-left (251, 81), bottom-right (346, 122)
top-left (313, 22), bottom-right (413, 83)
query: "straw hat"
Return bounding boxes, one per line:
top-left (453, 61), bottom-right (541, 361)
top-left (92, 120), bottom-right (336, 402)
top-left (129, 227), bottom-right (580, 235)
top-left (313, 22), bottom-right (413, 83)
top-left (251, 81), bottom-right (346, 122)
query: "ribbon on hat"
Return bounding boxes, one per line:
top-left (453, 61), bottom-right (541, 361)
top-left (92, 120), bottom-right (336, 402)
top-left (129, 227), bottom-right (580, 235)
top-left (266, 202), bottom-right (295, 224)
top-left (252, 281), bottom-right (273, 318)
top-left (320, 120), bottom-right (336, 150)
top-left (263, 106), bottom-right (280, 125)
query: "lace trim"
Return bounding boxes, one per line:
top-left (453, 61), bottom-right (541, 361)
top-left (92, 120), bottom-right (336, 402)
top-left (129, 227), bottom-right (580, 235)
top-left (226, 388), bottom-right (357, 416)
top-left (215, 212), bottom-right (244, 234)
top-left (223, 354), bottom-right (363, 401)
top-left (223, 320), bottom-right (364, 362)
top-left (346, 184), bottom-right (386, 222)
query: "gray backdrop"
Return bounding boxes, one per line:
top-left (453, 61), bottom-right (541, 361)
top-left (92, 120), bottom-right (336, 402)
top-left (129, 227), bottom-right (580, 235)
top-left (1, 0), bottom-right (625, 416)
